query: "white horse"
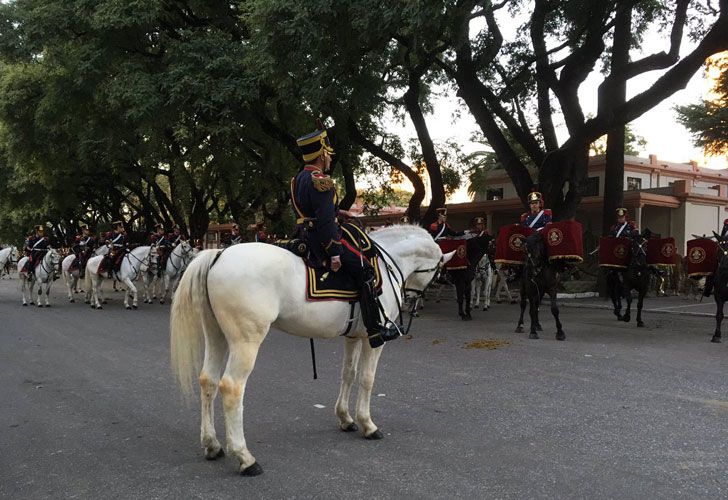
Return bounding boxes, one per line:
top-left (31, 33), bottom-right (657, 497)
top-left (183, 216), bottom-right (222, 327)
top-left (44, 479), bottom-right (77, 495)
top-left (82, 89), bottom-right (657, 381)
top-left (471, 254), bottom-right (494, 310)
top-left (0, 246), bottom-right (19, 278)
top-left (62, 245), bottom-right (110, 302)
top-left (170, 225), bottom-right (454, 475)
top-left (84, 245), bottom-right (152, 309)
top-left (157, 240), bottom-right (195, 304)
top-left (17, 248), bottom-right (61, 306)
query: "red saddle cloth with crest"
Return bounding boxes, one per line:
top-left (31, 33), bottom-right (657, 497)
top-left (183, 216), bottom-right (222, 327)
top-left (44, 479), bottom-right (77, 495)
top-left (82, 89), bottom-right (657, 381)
top-left (437, 238), bottom-right (468, 270)
top-left (599, 237), bottom-right (630, 268)
top-left (543, 221), bottom-right (583, 263)
top-left (646, 237), bottom-right (677, 266)
top-left (495, 224), bottom-right (532, 266)
top-left (686, 238), bottom-right (717, 277)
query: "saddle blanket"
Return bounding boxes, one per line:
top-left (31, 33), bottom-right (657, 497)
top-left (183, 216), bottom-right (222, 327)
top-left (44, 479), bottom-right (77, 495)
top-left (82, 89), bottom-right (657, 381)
top-left (305, 223), bottom-right (383, 302)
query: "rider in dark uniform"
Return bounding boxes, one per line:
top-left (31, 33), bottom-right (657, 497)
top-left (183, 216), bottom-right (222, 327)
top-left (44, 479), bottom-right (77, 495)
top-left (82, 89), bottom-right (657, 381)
top-left (470, 216), bottom-right (490, 237)
top-left (23, 225), bottom-right (49, 278)
top-left (229, 224), bottom-right (243, 246)
top-left (76, 224), bottom-right (96, 279)
top-left (291, 122), bottom-right (400, 348)
top-left (429, 208), bottom-right (464, 240)
top-left (151, 223), bottom-right (172, 277)
top-left (103, 221), bottom-right (127, 278)
top-left (254, 222), bottom-right (269, 243)
top-left (169, 224), bottom-right (185, 248)
top-left (609, 208), bottom-right (639, 239)
top-left (520, 192), bottom-right (552, 230)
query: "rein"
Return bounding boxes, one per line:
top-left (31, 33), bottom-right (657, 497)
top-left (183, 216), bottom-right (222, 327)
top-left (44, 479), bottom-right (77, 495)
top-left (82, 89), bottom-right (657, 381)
top-left (370, 239), bottom-right (444, 336)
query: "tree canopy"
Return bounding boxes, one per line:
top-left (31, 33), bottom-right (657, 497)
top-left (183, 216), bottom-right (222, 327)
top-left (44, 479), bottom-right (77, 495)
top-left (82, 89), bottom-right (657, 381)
top-left (1, 0), bottom-right (726, 244)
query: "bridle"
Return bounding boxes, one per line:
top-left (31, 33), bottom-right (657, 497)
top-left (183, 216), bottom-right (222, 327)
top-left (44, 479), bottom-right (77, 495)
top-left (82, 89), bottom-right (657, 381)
top-left (371, 240), bottom-right (445, 336)
top-left (167, 242), bottom-right (192, 275)
top-left (35, 249), bottom-right (59, 283)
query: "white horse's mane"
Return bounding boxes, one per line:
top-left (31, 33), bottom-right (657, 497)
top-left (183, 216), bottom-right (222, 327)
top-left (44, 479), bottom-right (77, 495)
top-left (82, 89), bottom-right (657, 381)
top-left (369, 224), bottom-right (437, 259)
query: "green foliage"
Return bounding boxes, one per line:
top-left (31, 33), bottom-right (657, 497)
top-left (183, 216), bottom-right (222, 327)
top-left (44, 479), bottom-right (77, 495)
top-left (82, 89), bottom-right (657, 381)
top-left (675, 58), bottom-right (728, 156)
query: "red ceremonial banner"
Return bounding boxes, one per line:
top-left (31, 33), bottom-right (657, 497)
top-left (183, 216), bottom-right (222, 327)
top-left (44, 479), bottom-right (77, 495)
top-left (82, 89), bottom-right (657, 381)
top-left (544, 221), bottom-right (583, 263)
top-left (437, 238), bottom-right (468, 270)
top-left (646, 237), bottom-right (677, 266)
top-left (599, 237), bottom-right (630, 268)
top-left (495, 224), bottom-right (532, 266)
top-left (686, 238), bottom-right (718, 277)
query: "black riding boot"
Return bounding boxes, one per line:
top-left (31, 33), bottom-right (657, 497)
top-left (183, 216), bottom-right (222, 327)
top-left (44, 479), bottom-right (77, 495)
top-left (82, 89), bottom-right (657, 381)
top-left (359, 275), bottom-right (401, 348)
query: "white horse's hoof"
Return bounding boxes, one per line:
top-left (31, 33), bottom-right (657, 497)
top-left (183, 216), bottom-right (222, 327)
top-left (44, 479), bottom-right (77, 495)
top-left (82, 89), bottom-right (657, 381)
top-left (364, 430), bottom-right (384, 440)
top-left (70, 299), bottom-right (75, 303)
top-left (126, 306), bottom-right (131, 310)
top-left (159, 300), bottom-right (165, 305)
top-left (240, 462), bottom-right (263, 476)
top-left (96, 306), bottom-right (103, 310)
top-left (132, 305), bottom-right (138, 309)
top-left (22, 303), bottom-right (27, 307)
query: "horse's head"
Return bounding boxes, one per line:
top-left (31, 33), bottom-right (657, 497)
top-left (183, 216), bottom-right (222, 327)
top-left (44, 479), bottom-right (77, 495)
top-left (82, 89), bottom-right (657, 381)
top-left (715, 235), bottom-right (728, 273)
top-left (370, 224), bottom-right (454, 299)
top-left (524, 232), bottom-right (547, 270)
top-left (48, 248), bottom-right (61, 267)
top-left (628, 233), bottom-right (648, 268)
top-left (466, 233), bottom-right (494, 268)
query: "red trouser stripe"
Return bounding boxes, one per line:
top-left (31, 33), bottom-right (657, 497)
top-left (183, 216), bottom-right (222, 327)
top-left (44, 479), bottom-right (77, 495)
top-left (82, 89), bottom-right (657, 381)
top-left (341, 240), bottom-right (370, 264)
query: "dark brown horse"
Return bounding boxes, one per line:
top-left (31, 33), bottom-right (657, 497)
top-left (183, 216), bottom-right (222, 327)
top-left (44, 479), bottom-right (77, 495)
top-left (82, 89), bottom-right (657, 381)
top-left (607, 230), bottom-right (651, 327)
top-left (515, 233), bottom-right (565, 340)
top-left (448, 233), bottom-right (494, 320)
top-left (710, 233), bottom-right (728, 343)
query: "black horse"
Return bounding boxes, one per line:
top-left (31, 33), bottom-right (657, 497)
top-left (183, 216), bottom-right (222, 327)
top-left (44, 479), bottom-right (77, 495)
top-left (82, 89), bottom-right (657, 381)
top-left (710, 232), bottom-right (728, 343)
top-left (448, 233), bottom-right (494, 320)
top-left (515, 233), bottom-right (565, 340)
top-left (606, 230), bottom-right (651, 327)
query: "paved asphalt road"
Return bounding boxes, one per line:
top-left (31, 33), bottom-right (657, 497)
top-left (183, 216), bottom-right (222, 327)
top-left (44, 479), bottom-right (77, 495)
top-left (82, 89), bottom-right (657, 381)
top-left (0, 276), bottom-right (726, 499)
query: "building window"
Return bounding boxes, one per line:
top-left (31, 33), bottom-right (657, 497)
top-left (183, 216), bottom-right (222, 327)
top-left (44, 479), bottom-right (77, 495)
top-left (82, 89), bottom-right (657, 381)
top-left (486, 188), bottom-right (504, 200)
top-left (586, 177), bottom-right (599, 196)
top-left (627, 177), bottom-right (642, 190)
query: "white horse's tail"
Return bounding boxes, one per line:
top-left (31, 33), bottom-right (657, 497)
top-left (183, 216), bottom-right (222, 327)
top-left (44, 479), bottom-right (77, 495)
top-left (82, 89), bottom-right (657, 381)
top-left (170, 249), bottom-right (220, 398)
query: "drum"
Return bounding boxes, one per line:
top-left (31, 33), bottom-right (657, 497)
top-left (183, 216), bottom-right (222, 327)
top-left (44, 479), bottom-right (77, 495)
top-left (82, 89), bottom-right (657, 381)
top-left (495, 224), bottom-right (532, 266)
top-left (646, 237), bottom-right (677, 266)
top-left (686, 238), bottom-right (718, 277)
top-left (437, 238), bottom-right (468, 270)
top-left (544, 221), bottom-right (583, 263)
top-left (598, 237), bottom-right (630, 268)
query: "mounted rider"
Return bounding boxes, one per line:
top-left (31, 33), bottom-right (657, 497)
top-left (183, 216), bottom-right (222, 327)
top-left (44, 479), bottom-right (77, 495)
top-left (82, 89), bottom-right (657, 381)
top-left (609, 208), bottom-right (639, 239)
top-left (520, 191), bottom-right (552, 231)
top-left (253, 221), bottom-right (269, 243)
top-left (469, 216), bottom-right (490, 237)
top-left (291, 120), bottom-right (400, 348)
top-left (75, 224), bottom-right (96, 279)
top-left (103, 220), bottom-right (127, 278)
top-left (151, 223), bottom-right (172, 277)
top-left (22, 225), bottom-right (49, 278)
top-left (229, 223), bottom-right (243, 246)
top-left (168, 224), bottom-right (186, 248)
top-left (429, 208), bottom-right (464, 240)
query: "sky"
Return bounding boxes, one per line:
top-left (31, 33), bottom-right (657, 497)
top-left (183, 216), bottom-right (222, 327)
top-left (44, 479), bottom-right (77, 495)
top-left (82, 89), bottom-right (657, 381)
top-left (373, 15), bottom-right (727, 204)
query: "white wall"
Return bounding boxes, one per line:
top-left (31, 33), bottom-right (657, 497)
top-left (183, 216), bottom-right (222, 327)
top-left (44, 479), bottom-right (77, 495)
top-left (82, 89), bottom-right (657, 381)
top-left (684, 202), bottom-right (721, 247)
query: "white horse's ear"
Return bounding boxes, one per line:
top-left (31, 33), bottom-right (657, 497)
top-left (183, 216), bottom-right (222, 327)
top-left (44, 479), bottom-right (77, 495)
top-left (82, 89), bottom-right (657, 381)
top-left (442, 250), bottom-right (457, 264)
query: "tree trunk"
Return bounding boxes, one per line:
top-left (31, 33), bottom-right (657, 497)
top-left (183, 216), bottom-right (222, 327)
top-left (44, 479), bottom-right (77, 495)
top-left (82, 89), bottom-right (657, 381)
top-left (338, 160), bottom-right (357, 211)
top-left (404, 81), bottom-right (445, 225)
top-left (539, 142), bottom-right (589, 220)
top-left (601, 1), bottom-right (631, 236)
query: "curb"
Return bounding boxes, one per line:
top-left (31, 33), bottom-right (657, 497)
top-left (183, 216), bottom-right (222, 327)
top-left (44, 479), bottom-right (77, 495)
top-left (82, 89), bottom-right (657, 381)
top-left (560, 301), bottom-right (714, 318)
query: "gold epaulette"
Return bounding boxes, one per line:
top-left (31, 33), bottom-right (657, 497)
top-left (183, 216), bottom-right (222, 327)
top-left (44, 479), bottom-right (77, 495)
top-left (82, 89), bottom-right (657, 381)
top-left (312, 171), bottom-right (334, 192)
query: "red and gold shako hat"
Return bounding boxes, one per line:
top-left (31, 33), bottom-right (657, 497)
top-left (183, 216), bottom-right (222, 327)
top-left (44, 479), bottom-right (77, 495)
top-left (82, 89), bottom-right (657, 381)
top-left (296, 119), bottom-right (335, 163)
